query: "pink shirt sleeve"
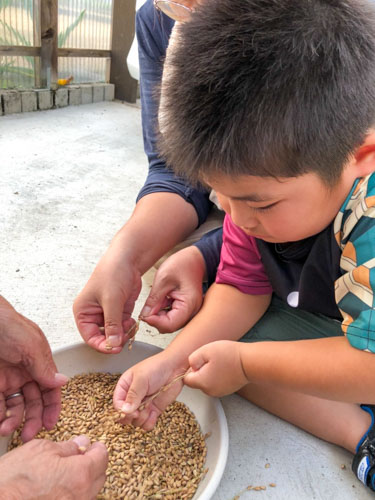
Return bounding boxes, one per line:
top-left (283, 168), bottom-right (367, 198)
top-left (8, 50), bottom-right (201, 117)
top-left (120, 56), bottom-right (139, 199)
top-left (216, 214), bottom-right (273, 295)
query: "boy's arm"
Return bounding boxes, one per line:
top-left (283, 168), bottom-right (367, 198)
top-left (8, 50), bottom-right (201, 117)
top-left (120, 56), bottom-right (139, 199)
top-left (238, 335), bottom-right (375, 403)
top-left (165, 283), bottom-right (271, 364)
top-left (113, 284), bottom-right (271, 428)
top-left (184, 335), bottom-right (375, 402)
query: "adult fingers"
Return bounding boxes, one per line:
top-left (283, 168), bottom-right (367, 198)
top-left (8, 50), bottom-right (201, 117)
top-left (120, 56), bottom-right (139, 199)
top-left (85, 441), bottom-right (109, 474)
top-left (139, 275), bottom-right (176, 320)
top-left (83, 442), bottom-right (109, 499)
top-left (144, 298), bottom-right (191, 333)
top-left (56, 435), bottom-right (92, 457)
top-left (0, 393), bottom-right (5, 425)
top-left (81, 325), bottom-right (123, 354)
top-left (72, 302), bottom-right (106, 347)
top-left (41, 386), bottom-right (62, 431)
top-left (101, 293), bottom-right (127, 349)
top-left (20, 381), bottom-right (43, 442)
top-left (0, 391), bottom-right (25, 437)
top-left (14, 318), bottom-right (69, 390)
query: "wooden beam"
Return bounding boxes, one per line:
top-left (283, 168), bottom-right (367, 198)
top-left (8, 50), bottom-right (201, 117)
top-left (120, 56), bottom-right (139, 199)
top-left (0, 46), bottom-right (111, 58)
top-left (0, 45), bottom-right (40, 56)
top-left (40, 0), bottom-right (58, 88)
top-left (58, 48), bottom-right (111, 58)
top-left (110, 0), bottom-right (138, 103)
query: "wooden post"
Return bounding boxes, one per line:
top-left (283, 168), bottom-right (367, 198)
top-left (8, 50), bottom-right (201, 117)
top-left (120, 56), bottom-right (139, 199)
top-left (40, 0), bottom-right (58, 89)
top-left (110, 0), bottom-right (138, 103)
top-left (33, 0), bottom-right (41, 87)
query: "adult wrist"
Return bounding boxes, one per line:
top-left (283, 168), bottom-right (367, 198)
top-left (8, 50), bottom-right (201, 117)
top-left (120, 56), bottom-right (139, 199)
top-left (185, 246), bottom-right (206, 282)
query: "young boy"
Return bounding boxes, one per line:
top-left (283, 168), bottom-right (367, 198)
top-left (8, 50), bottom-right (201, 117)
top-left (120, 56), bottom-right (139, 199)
top-left (114, 0), bottom-right (375, 490)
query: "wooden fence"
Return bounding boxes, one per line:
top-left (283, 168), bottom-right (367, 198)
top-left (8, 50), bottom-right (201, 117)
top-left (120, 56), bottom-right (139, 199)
top-left (0, 0), bottom-right (137, 102)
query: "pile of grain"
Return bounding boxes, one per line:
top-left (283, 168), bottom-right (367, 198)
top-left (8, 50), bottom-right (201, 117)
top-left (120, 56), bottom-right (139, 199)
top-left (8, 373), bottom-right (208, 500)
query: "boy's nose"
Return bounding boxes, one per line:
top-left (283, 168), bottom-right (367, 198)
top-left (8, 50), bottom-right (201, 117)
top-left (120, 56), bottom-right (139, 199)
top-left (230, 204), bottom-right (258, 230)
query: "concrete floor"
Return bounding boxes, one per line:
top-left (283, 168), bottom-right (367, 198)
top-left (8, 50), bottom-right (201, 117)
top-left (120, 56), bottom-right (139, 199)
top-left (0, 101), bottom-right (372, 500)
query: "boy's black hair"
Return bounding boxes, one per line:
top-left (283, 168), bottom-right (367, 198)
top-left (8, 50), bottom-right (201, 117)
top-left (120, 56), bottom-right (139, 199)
top-left (158, 0), bottom-right (375, 185)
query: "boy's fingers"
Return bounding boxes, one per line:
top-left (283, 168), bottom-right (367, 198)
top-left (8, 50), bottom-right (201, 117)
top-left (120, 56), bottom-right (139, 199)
top-left (113, 370), bottom-right (148, 415)
top-left (114, 372), bottom-right (147, 415)
top-left (188, 349), bottom-right (207, 372)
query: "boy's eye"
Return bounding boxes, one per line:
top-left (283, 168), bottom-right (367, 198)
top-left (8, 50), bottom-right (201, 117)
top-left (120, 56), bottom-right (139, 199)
top-left (249, 202), bottom-right (278, 212)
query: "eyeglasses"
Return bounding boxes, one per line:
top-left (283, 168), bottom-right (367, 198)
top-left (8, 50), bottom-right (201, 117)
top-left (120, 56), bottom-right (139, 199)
top-left (153, 0), bottom-right (193, 22)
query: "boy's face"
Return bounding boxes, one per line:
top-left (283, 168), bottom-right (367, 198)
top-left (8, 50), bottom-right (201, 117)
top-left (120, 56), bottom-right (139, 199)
top-left (206, 169), bottom-right (357, 243)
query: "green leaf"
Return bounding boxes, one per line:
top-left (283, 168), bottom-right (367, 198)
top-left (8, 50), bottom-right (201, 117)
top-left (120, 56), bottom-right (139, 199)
top-left (0, 19), bottom-right (32, 46)
top-left (0, 64), bottom-right (34, 77)
top-left (58, 10), bottom-right (86, 48)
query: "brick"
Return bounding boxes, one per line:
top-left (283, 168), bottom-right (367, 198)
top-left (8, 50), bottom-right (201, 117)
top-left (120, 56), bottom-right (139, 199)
top-left (2, 90), bottom-right (22, 115)
top-left (36, 89), bottom-right (53, 110)
top-left (68, 86), bottom-right (82, 106)
top-left (55, 88), bottom-right (68, 108)
top-left (81, 85), bottom-right (93, 105)
top-left (92, 83), bottom-right (105, 103)
top-left (104, 83), bottom-right (115, 101)
top-left (21, 91), bottom-right (37, 113)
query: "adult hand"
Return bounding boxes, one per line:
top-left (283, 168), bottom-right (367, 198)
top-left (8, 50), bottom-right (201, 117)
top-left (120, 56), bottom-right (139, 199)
top-left (184, 340), bottom-right (249, 397)
top-left (0, 296), bottom-right (68, 442)
top-left (0, 435), bottom-right (108, 500)
top-left (140, 246), bottom-right (205, 333)
top-left (73, 253), bottom-right (142, 354)
top-left (113, 351), bottom-right (187, 431)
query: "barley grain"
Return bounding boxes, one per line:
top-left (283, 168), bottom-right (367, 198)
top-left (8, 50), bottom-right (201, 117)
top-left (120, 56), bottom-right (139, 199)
top-left (8, 372), bottom-right (207, 500)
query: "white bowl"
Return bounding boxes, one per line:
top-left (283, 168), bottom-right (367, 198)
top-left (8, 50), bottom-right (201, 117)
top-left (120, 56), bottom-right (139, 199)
top-left (0, 341), bottom-right (228, 500)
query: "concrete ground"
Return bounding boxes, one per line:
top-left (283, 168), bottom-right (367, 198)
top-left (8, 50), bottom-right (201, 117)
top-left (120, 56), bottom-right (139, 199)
top-left (0, 101), bottom-right (372, 500)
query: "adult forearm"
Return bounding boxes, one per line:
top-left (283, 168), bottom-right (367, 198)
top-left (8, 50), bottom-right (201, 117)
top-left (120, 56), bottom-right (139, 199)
top-left (240, 336), bottom-right (375, 403)
top-left (106, 193), bottom-right (198, 275)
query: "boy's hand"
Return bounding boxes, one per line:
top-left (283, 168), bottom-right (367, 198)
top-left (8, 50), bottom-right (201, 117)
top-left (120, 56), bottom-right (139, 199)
top-left (73, 256), bottom-right (142, 353)
top-left (184, 340), bottom-right (249, 397)
top-left (140, 247), bottom-right (205, 333)
top-left (113, 352), bottom-right (186, 431)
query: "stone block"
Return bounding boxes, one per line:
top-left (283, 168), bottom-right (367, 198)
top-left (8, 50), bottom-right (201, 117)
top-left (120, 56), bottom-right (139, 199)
top-left (68, 86), bottom-right (82, 106)
top-left (104, 83), bottom-right (115, 101)
top-left (81, 85), bottom-right (93, 105)
top-left (92, 83), bottom-right (105, 103)
top-left (2, 90), bottom-right (22, 115)
top-left (36, 89), bottom-right (53, 110)
top-left (55, 88), bottom-right (68, 108)
top-left (21, 91), bottom-right (37, 113)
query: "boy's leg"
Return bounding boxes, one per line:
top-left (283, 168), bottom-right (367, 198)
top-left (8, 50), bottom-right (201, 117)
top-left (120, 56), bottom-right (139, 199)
top-left (238, 296), bottom-right (375, 489)
top-left (240, 295), bottom-right (343, 343)
top-left (237, 382), bottom-right (370, 453)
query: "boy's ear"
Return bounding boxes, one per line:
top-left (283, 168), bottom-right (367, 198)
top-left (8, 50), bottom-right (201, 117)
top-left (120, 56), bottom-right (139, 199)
top-left (353, 130), bottom-right (375, 177)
